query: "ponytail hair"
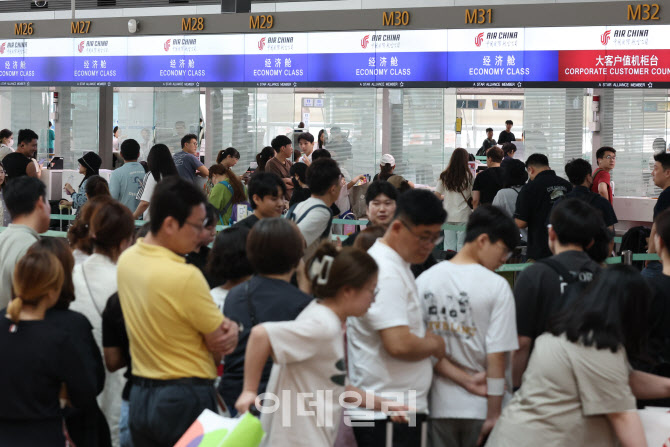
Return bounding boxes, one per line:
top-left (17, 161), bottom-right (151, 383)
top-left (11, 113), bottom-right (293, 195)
top-left (7, 252), bottom-right (64, 324)
top-left (217, 147), bottom-right (241, 164)
top-left (305, 242), bottom-right (378, 299)
top-left (67, 195), bottom-right (114, 254)
top-left (209, 164), bottom-right (247, 205)
top-left (256, 146), bottom-right (275, 172)
top-left (379, 163), bottom-right (394, 181)
top-left (89, 199), bottom-right (135, 261)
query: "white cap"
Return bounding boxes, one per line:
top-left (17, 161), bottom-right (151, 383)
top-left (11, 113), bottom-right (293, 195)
top-left (380, 154), bottom-right (395, 166)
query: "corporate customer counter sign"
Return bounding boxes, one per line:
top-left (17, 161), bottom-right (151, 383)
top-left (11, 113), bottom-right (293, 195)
top-left (0, 25), bottom-right (670, 87)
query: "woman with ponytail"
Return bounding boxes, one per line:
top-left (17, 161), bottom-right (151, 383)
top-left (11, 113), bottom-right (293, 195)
top-left (67, 195), bottom-right (115, 266)
top-left (71, 199), bottom-right (135, 447)
top-left (255, 146), bottom-right (275, 173)
top-left (237, 242), bottom-right (407, 447)
top-left (208, 163), bottom-right (248, 225)
top-left (0, 251), bottom-right (97, 446)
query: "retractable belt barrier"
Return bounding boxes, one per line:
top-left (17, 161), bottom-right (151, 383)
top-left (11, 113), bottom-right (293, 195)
top-left (0, 217), bottom-right (646, 273)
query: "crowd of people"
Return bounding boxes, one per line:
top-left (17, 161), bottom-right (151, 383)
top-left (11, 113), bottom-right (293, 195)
top-left (1, 124), bottom-right (670, 447)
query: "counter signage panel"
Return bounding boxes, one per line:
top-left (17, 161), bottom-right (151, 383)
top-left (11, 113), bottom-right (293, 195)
top-left (244, 33), bottom-right (308, 86)
top-left (1, 25), bottom-right (670, 87)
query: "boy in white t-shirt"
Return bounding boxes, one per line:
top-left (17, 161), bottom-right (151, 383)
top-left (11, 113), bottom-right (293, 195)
top-left (417, 205), bottom-right (520, 447)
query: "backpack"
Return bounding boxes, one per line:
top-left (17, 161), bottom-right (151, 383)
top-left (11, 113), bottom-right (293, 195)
top-left (536, 257), bottom-right (597, 315)
top-left (619, 226), bottom-right (651, 271)
top-left (287, 202), bottom-right (333, 241)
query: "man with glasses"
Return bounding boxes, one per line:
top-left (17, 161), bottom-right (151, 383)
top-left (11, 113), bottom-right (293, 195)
top-left (117, 176), bottom-right (239, 446)
top-left (512, 199), bottom-right (604, 390)
top-left (347, 189), bottom-right (452, 447)
top-left (417, 205), bottom-right (520, 447)
top-left (591, 147), bottom-right (616, 204)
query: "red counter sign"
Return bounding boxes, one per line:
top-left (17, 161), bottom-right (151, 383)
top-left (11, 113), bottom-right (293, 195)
top-left (559, 50), bottom-right (670, 82)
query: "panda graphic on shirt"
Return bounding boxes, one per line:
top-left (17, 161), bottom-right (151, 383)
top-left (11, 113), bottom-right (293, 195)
top-left (424, 290), bottom-right (477, 340)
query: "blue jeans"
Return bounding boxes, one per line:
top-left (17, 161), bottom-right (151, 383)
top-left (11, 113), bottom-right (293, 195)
top-left (120, 399), bottom-right (133, 447)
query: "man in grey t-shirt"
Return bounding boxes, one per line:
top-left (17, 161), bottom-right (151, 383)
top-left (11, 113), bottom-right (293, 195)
top-left (173, 133), bottom-right (208, 183)
top-left (0, 177), bottom-right (50, 309)
top-left (109, 139), bottom-right (146, 212)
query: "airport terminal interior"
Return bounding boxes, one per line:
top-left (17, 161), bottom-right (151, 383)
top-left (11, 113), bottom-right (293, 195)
top-left (2, 0), bottom-right (670, 446)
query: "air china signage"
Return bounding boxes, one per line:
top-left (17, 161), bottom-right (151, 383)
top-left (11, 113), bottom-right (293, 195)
top-left (4, 25), bottom-right (670, 87)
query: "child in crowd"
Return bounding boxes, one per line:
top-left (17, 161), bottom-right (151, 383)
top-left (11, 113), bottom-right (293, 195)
top-left (207, 226), bottom-right (253, 311)
top-left (236, 242), bottom-right (407, 447)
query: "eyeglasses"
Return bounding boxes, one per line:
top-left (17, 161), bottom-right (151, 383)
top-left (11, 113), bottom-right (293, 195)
top-left (184, 220), bottom-right (208, 231)
top-left (495, 240), bottom-right (513, 261)
top-left (399, 220), bottom-right (444, 245)
top-left (605, 155), bottom-right (616, 160)
top-left (368, 286), bottom-right (380, 298)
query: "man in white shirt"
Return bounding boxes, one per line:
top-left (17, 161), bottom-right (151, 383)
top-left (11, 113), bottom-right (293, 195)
top-left (347, 189), bottom-right (449, 447)
top-left (297, 132), bottom-right (315, 165)
top-left (417, 205), bottom-right (520, 447)
top-left (289, 158), bottom-right (342, 259)
top-left (0, 177), bottom-right (50, 309)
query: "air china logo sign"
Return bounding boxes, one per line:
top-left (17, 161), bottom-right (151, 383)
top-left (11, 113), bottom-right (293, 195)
top-left (0, 41), bottom-right (26, 56)
top-left (474, 30), bottom-right (519, 48)
top-left (77, 40), bottom-right (110, 55)
top-left (360, 33), bottom-right (401, 50)
top-left (601, 28), bottom-right (649, 46)
top-left (256, 36), bottom-right (294, 52)
top-left (601, 30), bottom-right (611, 46)
top-left (163, 38), bottom-right (197, 53)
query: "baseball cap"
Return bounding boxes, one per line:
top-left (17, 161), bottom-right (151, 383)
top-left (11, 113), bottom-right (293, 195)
top-left (380, 154), bottom-right (395, 166)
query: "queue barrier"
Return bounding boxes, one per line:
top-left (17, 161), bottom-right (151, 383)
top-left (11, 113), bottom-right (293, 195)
top-left (1, 216), bottom-right (647, 272)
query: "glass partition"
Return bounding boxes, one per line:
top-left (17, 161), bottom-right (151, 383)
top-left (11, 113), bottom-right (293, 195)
top-left (0, 86), bottom-right (50, 161)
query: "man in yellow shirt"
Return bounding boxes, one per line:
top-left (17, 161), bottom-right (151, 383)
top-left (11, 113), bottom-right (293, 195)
top-left (118, 176), bottom-right (239, 446)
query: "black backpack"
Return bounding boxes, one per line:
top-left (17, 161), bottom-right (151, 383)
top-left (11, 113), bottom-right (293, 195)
top-left (536, 258), bottom-right (598, 315)
top-left (619, 226), bottom-right (651, 271)
top-left (286, 202), bottom-right (333, 240)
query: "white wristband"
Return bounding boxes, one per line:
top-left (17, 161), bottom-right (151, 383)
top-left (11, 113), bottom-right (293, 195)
top-left (487, 378), bottom-right (505, 396)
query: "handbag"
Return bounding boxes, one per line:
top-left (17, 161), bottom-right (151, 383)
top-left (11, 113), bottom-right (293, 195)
top-left (460, 190), bottom-right (474, 210)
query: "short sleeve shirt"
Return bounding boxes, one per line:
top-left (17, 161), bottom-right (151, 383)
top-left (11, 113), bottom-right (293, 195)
top-left (514, 250), bottom-right (601, 341)
top-left (514, 170), bottom-right (572, 260)
top-left (173, 151), bottom-right (203, 183)
top-left (347, 240), bottom-right (432, 416)
top-left (2, 152), bottom-right (30, 180)
top-left (417, 262), bottom-right (518, 419)
top-left (591, 169), bottom-right (613, 204)
top-left (260, 302), bottom-right (344, 447)
top-left (497, 131), bottom-right (516, 145)
top-left (117, 240), bottom-right (224, 380)
top-left (565, 186), bottom-right (618, 227)
top-left (654, 187), bottom-right (670, 219)
top-left (265, 157), bottom-right (293, 200)
top-left (487, 333), bottom-right (635, 447)
top-left (473, 167), bottom-right (504, 206)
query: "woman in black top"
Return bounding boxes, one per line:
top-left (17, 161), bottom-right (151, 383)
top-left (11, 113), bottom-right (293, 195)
top-left (34, 238), bottom-right (112, 447)
top-left (288, 162), bottom-right (311, 207)
top-left (0, 251), bottom-right (97, 447)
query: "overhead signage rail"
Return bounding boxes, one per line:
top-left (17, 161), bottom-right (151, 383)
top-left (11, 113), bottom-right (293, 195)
top-left (1, 25), bottom-right (668, 88)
